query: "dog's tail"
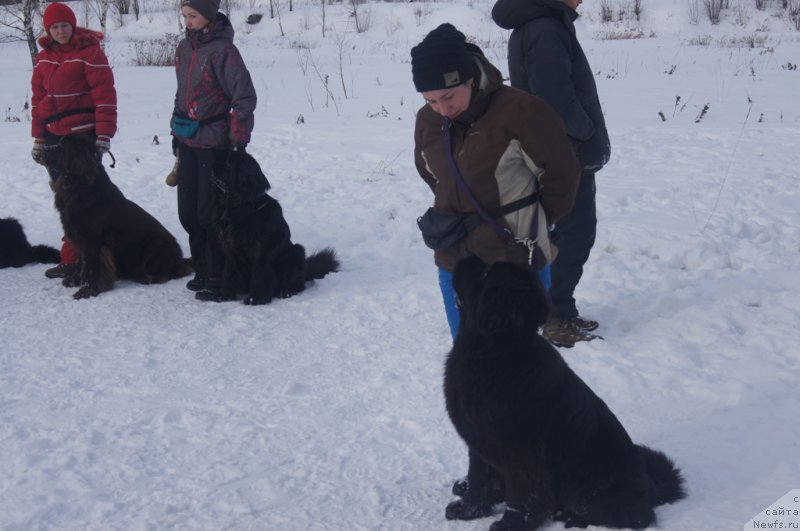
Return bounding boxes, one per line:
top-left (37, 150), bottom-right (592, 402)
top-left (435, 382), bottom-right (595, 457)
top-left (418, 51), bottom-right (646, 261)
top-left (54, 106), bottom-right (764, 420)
top-left (637, 444), bottom-right (687, 507)
top-left (30, 245), bottom-right (61, 265)
top-left (304, 247), bottom-right (339, 281)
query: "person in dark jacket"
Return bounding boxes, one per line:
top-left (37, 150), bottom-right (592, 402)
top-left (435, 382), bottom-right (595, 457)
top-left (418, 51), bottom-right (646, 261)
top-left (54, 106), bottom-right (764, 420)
top-left (493, 0), bottom-right (610, 347)
top-left (171, 0), bottom-right (257, 300)
top-left (412, 23), bottom-right (580, 340)
top-left (31, 2), bottom-right (117, 279)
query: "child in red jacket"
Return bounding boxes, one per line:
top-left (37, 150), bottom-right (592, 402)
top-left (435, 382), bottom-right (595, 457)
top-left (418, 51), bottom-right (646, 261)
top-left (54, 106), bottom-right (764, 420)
top-left (30, 2), bottom-right (118, 279)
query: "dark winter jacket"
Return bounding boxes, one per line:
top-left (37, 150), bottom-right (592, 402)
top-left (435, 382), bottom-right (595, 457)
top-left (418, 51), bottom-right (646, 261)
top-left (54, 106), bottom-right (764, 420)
top-left (414, 45), bottom-right (580, 272)
top-left (492, 0), bottom-right (610, 171)
top-left (172, 13), bottom-right (256, 149)
top-left (31, 27), bottom-right (117, 139)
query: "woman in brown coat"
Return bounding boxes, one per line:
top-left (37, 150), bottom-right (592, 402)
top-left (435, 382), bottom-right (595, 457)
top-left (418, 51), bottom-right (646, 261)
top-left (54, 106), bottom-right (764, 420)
top-left (412, 23), bottom-right (580, 339)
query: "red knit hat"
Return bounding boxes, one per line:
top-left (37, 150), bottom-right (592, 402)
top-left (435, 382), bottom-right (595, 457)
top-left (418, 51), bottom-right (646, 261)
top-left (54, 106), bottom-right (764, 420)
top-left (43, 3), bottom-right (77, 31)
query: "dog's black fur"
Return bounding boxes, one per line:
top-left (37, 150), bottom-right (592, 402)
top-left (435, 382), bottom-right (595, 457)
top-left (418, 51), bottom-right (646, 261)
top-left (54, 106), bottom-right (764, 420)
top-left (211, 151), bottom-right (338, 305)
top-left (44, 134), bottom-right (192, 299)
top-left (444, 256), bottom-right (686, 530)
top-left (0, 217), bottom-right (60, 268)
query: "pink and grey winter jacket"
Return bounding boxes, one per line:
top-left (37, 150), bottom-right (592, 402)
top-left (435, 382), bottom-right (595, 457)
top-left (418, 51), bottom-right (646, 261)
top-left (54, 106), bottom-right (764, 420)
top-left (172, 13), bottom-right (256, 149)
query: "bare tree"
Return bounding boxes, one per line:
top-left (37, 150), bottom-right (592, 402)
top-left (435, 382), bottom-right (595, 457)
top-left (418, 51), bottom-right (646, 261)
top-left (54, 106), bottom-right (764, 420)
top-left (334, 30), bottom-right (349, 99)
top-left (273, 0), bottom-right (284, 36)
top-left (633, 0), bottom-right (644, 22)
top-left (320, 0), bottom-right (326, 37)
top-left (349, 0), bottom-right (370, 33)
top-left (703, 0), bottom-right (724, 24)
top-left (0, 0), bottom-right (40, 66)
top-left (87, 0), bottom-right (111, 46)
top-left (688, 0), bottom-right (701, 23)
top-left (599, 0), bottom-right (614, 23)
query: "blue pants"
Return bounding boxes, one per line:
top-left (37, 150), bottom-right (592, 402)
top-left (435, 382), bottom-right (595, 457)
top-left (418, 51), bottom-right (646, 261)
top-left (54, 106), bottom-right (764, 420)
top-left (439, 264), bottom-right (551, 340)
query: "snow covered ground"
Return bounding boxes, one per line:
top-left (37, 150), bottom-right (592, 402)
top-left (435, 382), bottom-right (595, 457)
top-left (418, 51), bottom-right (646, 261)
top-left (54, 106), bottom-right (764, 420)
top-left (1, 0), bottom-right (799, 529)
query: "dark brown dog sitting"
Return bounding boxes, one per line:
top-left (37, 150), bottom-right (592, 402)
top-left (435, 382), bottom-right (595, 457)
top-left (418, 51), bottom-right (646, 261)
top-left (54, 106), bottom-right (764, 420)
top-left (206, 150), bottom-right (338, 305)
top-left (45, 134), bottom-right (191, 299)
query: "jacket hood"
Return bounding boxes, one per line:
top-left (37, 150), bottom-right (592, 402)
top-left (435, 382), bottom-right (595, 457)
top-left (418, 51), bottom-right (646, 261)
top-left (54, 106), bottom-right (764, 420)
top-left (454, 44), bottom-right (505, 126)
top-left (186, 12), bottom-right (234, 45)
top-left (492, 0), bottom-right (575, 31)
top-left (37, 26), bottom-right (104, 50)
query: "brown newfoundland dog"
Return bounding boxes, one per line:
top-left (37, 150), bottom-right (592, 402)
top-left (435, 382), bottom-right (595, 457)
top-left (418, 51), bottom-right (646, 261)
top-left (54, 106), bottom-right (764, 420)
top-left (45, 135), bottom-right (191, 299)
top-left (205, 150), bottom-right (339, 305)
top-left (444, 256), bottom-right (685, 530)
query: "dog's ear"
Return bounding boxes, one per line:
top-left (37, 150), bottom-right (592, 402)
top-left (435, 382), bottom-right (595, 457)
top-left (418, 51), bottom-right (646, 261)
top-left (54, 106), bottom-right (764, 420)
top-left (243, 153), bottom-right (270, 192)
top-left (477, 262), bottom-right (550, 334)
top-left (452, 255), bottom-right (487, 324)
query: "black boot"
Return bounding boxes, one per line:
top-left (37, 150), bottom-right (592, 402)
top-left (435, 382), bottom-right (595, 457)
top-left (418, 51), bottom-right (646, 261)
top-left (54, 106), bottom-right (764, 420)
top-left (194, 278), bottom-right (222, 301)
top-left (186, 275), bottom-right (206, 291)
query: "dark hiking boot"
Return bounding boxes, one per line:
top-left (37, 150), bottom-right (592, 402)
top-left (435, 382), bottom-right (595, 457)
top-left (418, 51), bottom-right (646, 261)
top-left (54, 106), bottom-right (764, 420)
top-left (45, 263), bottom-right (77, 279)
top-left (194, 279), bottom-right (235, 302)
top-left (541, 318), bottom-right (603, 348)
top-left (186, 275), bottom-right (206, 291)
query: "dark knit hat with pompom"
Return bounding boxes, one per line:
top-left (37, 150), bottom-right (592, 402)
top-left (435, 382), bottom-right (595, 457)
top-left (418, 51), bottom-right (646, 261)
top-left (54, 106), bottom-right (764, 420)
top-left (411, 23), bottom-right (475, 92)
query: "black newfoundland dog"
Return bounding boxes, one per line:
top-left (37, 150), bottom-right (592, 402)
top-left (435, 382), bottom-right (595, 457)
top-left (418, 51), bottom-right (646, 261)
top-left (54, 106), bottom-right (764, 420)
top-left (206, 150), bottom-right (338, 305)
top-left (0, 217), bottom-right (60, 268)
top-left (44, 135), bottom-right (191, 299)
top-left (444, 256), bottom-right (686, 531)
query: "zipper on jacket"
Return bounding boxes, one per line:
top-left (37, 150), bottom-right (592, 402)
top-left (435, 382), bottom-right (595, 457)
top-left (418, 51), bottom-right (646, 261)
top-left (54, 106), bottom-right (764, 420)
top-left (185, 44), bottom-right (198, 118)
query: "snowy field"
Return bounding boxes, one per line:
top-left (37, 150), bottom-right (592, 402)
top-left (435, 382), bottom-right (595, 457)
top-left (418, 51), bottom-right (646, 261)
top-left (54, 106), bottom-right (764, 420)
top-left (1, 0), bottom-right (799, 529)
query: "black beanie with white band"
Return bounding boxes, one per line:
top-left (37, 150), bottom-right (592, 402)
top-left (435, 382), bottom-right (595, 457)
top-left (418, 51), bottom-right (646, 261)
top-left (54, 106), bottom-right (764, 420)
top-left (411, 23), bottom-right (475, 92)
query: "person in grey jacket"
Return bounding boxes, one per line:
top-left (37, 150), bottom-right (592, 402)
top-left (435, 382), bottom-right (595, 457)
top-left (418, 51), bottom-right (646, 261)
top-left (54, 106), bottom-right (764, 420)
top-left (493, 0), bottom-right (610, 348)
top-left (171, 0), bottom-right (257, 300)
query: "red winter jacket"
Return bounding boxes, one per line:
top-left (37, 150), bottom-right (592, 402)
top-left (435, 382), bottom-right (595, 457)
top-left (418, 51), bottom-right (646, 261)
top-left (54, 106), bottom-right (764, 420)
top-left (31, 27), bottom-right (117, 139)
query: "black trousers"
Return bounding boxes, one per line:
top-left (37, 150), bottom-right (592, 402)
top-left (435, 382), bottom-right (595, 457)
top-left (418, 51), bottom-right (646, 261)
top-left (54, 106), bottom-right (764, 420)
top-left (549, 171), bottom-right (597, 319)
top-left (176, 144), bottom-right (227, 280)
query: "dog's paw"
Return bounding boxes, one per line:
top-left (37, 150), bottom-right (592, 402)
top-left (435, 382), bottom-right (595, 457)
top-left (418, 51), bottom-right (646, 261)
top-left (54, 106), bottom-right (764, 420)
top-left (243, 295), bottom-right (271, 305)
top-left (73, 286), bottom-right (99, 299)
top-left (195, 290), bottom-right (235, 303)
top-left (555, 510), bottom-right (589, 529)
top-left (489, 506), bottom-right (549, 531)
top-left (62, 276), bottom-right (82, 287)
top-left (445, 499), bottom-right (495, 521)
